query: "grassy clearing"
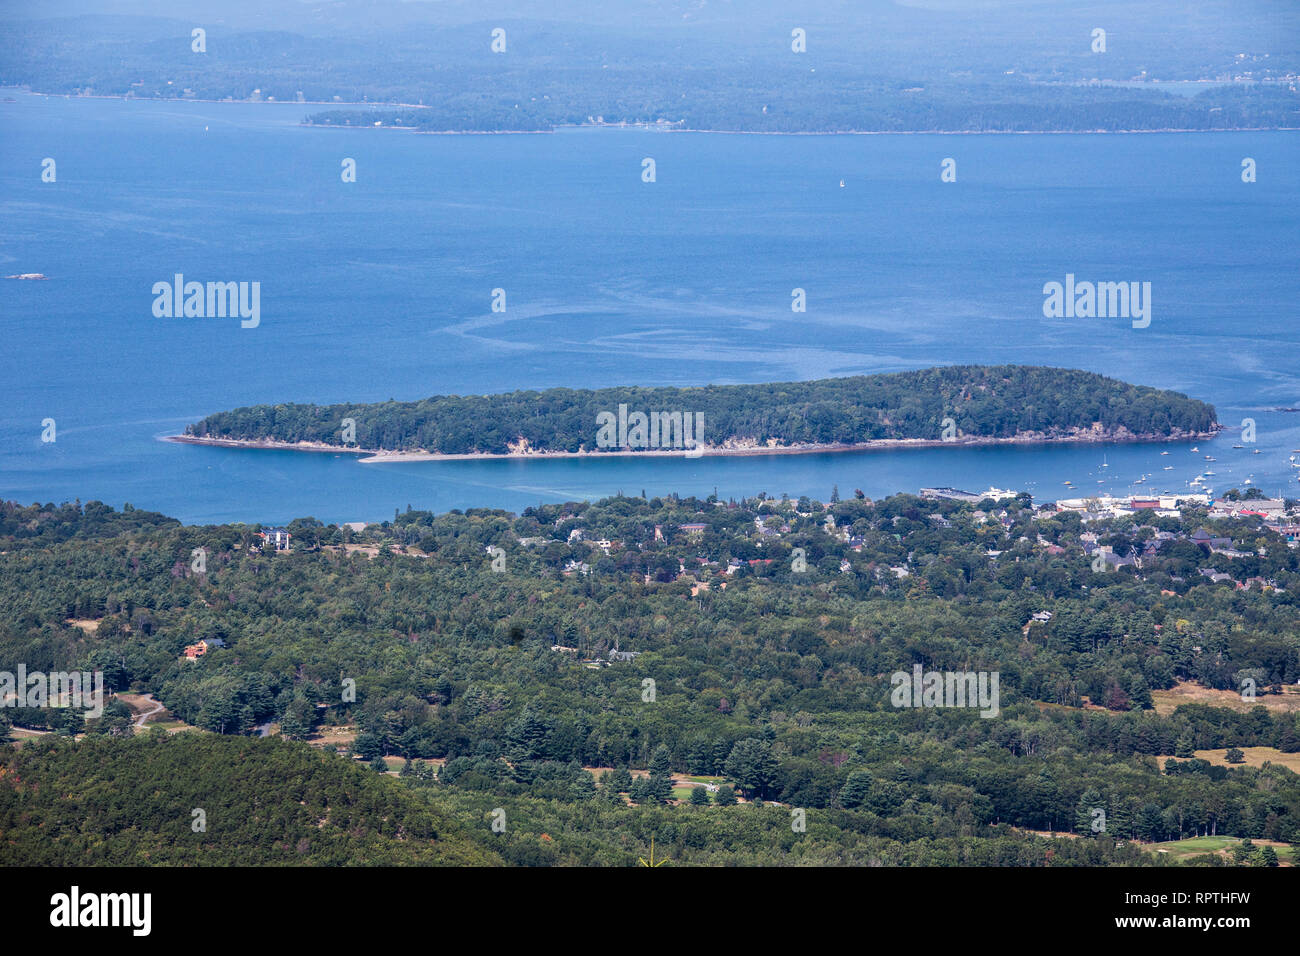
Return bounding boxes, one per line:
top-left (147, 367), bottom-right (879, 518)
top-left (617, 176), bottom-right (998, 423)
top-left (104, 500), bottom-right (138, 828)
top-left (306, 724), bottom-right (358, 749)
top-left (1147, 835), bottom-right (1296, 864)
top-left (1154, 747), bottom-right (1300, 773)
top-left (1152, 680), bottom-right (1300, 716)
top-left (1187, 747), bottom-right (1300, 772)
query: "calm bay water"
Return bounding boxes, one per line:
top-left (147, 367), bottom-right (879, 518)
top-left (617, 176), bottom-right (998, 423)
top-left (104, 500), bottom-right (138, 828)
top-left (1, 93), bottom-right (1298, 524)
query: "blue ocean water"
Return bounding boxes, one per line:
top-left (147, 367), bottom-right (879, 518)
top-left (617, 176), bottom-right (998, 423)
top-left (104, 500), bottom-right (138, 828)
top-left (1, 93), bottom-right (1298, 524)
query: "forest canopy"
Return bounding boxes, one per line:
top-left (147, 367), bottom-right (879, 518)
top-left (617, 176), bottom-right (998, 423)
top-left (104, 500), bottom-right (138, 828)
top-left (185, 365), bottom-right (1219, 455)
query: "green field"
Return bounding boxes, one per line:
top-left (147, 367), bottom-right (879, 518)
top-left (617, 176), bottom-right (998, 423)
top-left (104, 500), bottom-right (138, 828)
top-left (1147, 835), bottom-right (1295, 864)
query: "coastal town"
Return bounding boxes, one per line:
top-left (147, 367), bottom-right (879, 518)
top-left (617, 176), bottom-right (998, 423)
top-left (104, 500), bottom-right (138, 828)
top-left (337, 483), bottom-right (1300, 601)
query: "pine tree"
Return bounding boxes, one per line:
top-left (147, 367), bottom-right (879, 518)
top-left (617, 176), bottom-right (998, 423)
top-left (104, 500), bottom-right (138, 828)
top-left (840, 771), bottom-right (873, 809)
top-left (1127, 675), bottom-right (1153, 710)
top-left (1075, 788), bottom-right (1105, 835)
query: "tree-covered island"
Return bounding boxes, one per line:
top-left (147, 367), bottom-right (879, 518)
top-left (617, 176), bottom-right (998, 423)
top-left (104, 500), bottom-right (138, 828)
top-left (177, 365), bottom-right (1219, 459)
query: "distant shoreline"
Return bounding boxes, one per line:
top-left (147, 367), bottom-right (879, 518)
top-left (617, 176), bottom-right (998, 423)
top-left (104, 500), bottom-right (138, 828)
top-left (165, 429), bottom-right (1221, 463)
top-left (11, 90), bottom-right (1295, 136)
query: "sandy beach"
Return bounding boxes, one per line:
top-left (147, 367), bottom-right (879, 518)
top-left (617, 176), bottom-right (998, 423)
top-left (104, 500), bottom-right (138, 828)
top-left (164, 428), bottom-right (1221, 464)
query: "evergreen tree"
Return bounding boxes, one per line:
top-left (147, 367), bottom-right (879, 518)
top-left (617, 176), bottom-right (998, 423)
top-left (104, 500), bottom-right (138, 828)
top-left (505, 706), bottom-right (550, 762)
top-left (1075, 788), bottom-right (1105, 835)
top-left (839, 771), bottom-right (873, 809)
top-left (1127, 675), bottom-right (1153, 711)
top-left (649, 744), bottom-right (672, 778)
top-left (1232, 839), bottom-right (1254, 864)
top-left (725, 738), bottom-right (779, 800)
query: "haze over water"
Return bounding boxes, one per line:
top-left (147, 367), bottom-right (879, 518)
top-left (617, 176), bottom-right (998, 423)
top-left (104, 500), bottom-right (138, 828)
top-left (2, 93), bottom-right (1298, 524)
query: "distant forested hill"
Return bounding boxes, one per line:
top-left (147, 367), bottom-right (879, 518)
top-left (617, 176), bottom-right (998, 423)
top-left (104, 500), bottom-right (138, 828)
top-left (0, 733), bottom-right (498, 865)
top-left (3, 4), bottom-right (1298, 133)
top-left (185, 365), bottom-right (1219, 455)
top-left (302, 82), bottom-right (1300, 134)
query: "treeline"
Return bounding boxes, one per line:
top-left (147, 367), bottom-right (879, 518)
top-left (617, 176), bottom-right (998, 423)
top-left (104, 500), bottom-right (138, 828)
top-left (186, 365), bottom-right (1219, 454)
top-left (0, 733), bottom-right (496, 865)
top-left (0, 500), bottom-right (178, 549)
top-left (303, 82), bottom-right (1300, 134)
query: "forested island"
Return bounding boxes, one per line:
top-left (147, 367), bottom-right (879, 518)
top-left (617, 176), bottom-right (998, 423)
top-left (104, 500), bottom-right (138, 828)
top-left (3, 487), bottom-right (1300, 865)
top-left (178, 366), bottom-right (1219, 459)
